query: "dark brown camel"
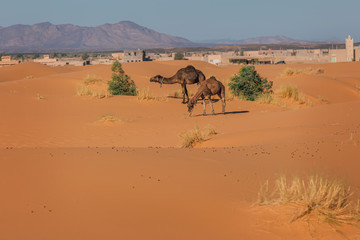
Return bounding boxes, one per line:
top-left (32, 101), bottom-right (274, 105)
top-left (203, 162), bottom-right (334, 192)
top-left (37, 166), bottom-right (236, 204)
top-left (187, 76), bottom-right (226, 116)
top-left (150, 65), bottom-right (205, 103)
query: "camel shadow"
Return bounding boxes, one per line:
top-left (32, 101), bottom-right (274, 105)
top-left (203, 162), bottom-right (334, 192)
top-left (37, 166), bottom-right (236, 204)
top-left (191, 110), bottom-right (249, 117)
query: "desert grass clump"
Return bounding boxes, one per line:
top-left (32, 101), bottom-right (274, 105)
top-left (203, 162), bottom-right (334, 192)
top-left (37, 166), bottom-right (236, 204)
top-left (96, 114), bottom-right (123, 124)
top-left (180, 125), bottom-right (218, 148)
top-left (257, 175), bottom-right (360, 225)
top-left (282, 67), bottom-right (305, 77)
top-left (84, 74), bottom-right (102, 85)
top-left (137, 87), bottom-right (155, 101)
top-left (282, 67), bottom-right (325, 77)
top-left (256, 93), bottom-right (273, 104)
top-left (181, 125), bottom-right (204, 148)
top-left (76, 85), bottom-right (109, 99)
top-left (276, 83), bottom-right (300, 101)
top-left (36, 93), bottom-right (45, 100)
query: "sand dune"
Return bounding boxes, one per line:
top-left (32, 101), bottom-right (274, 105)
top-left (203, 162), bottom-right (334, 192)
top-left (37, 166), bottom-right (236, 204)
top-left (1, 61), bottom-right (360, 239)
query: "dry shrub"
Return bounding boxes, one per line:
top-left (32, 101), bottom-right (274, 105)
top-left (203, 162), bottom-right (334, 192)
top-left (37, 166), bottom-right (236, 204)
top-left (76, 74), bottom-right (109, 99)
top-left (276, 84), bottom-right (300, 100)
top-left (181, 125), bottom-right (218, 148)
top-left (225, 90), bottom-right (234, 101)
top-left (137, 87), bottom-right (166, 101)
top-left (96, 114), bottom-right (123, 123)
top-left (256, 93), bottom-right (273, 104)
top-left (171, 89), bottom-right (193, 99)
top-left (83, 74), bottom-right (102, 85)
top-left (257, 175), bottom-right (360, 226)
top-left (282, 68), bottom-right (305, 77)
top-left (137, 87), bottom-right (155, 101)
top-left (173, 89), bottom-right (183, 99)
top-left (276, 83), bottom-right (307, 104)
top-left (76, 85), bottom-right (109, 99)
top-left (36, 93), bottom-right (45, 100)
top-left (282, 67), bottom-right (325, 77)
top-left (181, 125), bottom-right (204, 148)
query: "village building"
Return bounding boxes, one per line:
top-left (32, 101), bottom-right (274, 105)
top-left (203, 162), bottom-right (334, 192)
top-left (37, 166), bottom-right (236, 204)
top-left (0, 56), bottom-right (21, 66)
top-left (33, 55), bottom-right (58, 64)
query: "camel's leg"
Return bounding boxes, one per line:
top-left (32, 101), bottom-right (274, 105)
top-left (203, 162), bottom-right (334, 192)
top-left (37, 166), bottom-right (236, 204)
top-left (218, 93), bottom-right (226, 114)
top-left (208, 96), bottom-right (215, 115)
top-left (182, 84), bottom-right (189, 104)
top-left (202, 98), bottom-right (206, 115)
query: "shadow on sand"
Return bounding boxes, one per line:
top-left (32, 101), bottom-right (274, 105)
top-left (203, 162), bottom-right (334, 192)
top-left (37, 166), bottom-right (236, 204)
top-left (191, 110), bottom-right (249, 117)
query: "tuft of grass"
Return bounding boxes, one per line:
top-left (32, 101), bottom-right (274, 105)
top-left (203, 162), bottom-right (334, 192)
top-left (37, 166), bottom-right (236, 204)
top-left (36, 93), bottom-right (45, 100)
top-left (257, 175), bottom-right (360, 226)
top-left (180, 125), bottom-right (218, 148)
top-left (96, 114), bottom-right (123, 123)
top-left (25, 75), bottom-right (34, 79)
top-left (281, 67), bottom-right (325, 77)
top-left (83, 74), bottom-right (102, 85)
top-left (225, 90), bottom-right (235, 101)
top-left (276, 83), bottom-right (301, 101)
top-left (282, 68), bottom-right (305, 77)
top-left (76, 85), bottom-right (109, 99)
top-left (173, 89), bottom-right (183, 99)
top-left (256, 93), bottom-right (273, 104)
top-left (137, 87), bottom-right (167, 101)
top-left (137, 87), bottom-right (156, 101)
top-left (181, 125), bottom-right (204, 148)
top-left (318, 95), bottom-right (329, 103)
top-left (206, 125), bottom-right (218, 136)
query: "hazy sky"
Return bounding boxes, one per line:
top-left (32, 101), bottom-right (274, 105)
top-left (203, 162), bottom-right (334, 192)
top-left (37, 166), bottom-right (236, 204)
top-left (1, 0), bottom-right (359, 42)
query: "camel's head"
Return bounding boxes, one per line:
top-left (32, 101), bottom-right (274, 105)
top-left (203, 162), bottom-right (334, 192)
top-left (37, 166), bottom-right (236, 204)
top-left (187, 101), bottom-right (195, 116)
top-left (150, 75), bottom-right (163, 83)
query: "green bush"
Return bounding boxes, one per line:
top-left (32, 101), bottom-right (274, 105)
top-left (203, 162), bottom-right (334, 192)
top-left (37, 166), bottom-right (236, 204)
top-left (228, 66), bottom-right (273, 101)
top-left (108, 60), bottom-right (136, 96)
top-left (174, 52), bottom-right (185, 60)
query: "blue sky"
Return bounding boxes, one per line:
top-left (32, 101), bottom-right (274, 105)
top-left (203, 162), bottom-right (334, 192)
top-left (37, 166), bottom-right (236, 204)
top-left (1, 0), bottom-right (359, 42)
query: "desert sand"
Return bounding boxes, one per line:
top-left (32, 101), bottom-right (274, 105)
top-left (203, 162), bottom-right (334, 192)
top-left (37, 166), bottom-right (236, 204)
top-left (1, 60), bottom-right (360, 239)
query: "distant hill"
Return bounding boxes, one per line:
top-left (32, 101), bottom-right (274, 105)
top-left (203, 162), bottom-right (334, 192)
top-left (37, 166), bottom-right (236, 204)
top-left (0, 21), bottom-right (195, 53)
top-left (207, 35), bottom-right (340, 46)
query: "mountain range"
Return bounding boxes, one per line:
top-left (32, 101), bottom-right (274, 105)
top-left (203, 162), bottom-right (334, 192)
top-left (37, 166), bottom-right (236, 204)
top-left (0, 21), bottom-right (194, 53)
top-left (0, 21), bottom-right (341, 53)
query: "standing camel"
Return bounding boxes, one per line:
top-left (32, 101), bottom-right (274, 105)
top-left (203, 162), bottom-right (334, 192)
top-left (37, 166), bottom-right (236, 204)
top-left (187, 76), bottom-right (226, 116)
top-left (150, 65), bottom-right (205, 104)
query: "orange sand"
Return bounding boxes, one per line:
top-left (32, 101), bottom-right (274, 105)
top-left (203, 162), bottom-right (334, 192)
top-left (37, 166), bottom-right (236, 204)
top-left (1, 61), bottom-right (360, 239)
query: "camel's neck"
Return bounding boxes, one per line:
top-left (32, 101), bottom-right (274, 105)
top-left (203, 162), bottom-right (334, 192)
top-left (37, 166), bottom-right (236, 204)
top-left (190, 87), bottom-right (205, 104)
top-left (162, 75), bottom-right (178, 84)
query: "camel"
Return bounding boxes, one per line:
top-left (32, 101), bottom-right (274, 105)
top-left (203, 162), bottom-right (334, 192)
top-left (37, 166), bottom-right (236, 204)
top-left (187, 76), bottom-right (226, 116)
top-left (150, 65), bottom-right (205, 104)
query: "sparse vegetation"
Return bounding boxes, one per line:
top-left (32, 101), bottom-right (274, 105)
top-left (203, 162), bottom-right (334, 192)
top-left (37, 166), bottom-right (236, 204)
top-left (24, 75), bottom-right (34, 79)
top-left (36, 93), bottom-right (45, 100)
top-left (181, 125), bottom-right (218, 148)
top-left (228, 66), bottom-right (273, 101)
top-left (76, 74), bottom-right (109, 98)
top-left (108, 60), bottom-right (136, 96)
top-left (257, 175), bottom-right (360, 226)
top-left (96, 114), bottom-right (123, 123)
top-left (83, 74), bottom-right (102, 85)
top-left (276, 83), bottom-right (301, 102)
top-left (137, 87), bottom-right (167, 101)
top-left (76, 85), bottom-right (109, 98)
top-left (282, 67), bottom-right (325, 77)
top-left (256, 93), bottom-right (273, 104)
